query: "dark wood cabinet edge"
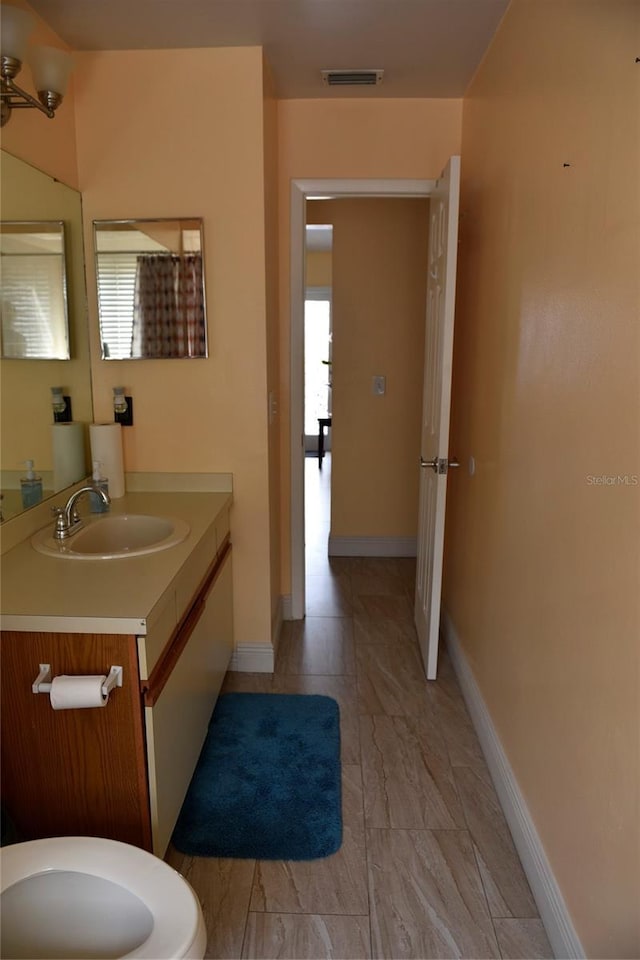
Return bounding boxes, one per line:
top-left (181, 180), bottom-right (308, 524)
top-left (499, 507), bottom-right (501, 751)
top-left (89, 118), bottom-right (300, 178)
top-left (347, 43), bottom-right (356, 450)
top-left (141, 536), bottom-right (231, 707)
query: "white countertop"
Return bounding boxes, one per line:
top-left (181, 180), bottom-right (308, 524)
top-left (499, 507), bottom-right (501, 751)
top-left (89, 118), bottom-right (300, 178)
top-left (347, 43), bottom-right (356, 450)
top-left (0, 491), bottom-right (231, 635)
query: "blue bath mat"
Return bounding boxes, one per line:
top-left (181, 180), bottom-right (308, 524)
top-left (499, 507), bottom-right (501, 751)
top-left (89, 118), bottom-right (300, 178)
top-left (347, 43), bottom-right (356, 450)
top-left (172, 693), bottom-right (342, 860)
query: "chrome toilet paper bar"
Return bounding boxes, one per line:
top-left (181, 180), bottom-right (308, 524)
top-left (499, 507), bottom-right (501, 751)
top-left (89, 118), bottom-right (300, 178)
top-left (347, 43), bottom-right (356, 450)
top-left (32, 664), bottom-right (123, 697)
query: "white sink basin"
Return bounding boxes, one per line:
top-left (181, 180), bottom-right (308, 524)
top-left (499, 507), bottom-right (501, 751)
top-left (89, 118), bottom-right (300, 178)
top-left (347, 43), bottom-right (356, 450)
top-left (32, 514), bottom-right (190, 560)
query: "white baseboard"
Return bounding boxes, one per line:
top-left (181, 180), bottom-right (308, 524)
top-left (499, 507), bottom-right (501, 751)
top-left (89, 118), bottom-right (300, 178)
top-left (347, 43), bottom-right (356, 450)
top-left (228, 642), bottom-right (274, 673)
top-left (281, 594), bottom-right (293, 621)
top-left (328, 535), bottom-right (417, 557)
top-left (441, 609), bottom-right (584, 960)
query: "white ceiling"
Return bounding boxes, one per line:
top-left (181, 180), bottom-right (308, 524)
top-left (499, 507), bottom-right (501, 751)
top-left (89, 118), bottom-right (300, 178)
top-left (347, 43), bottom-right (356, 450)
top-left (27, 0), bottom-right (510, 99)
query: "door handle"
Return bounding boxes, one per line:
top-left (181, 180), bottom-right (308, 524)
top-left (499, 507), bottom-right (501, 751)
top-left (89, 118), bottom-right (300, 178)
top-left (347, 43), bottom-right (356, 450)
top-left (420, 456), bottom-right (460, 473)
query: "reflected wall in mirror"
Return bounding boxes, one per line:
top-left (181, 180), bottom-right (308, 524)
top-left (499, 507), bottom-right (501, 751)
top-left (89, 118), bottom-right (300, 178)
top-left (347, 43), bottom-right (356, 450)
top-left (0, 151), bottom-right (93, 523)
top-left (94, 218), bottom-right (208, 359)
top-left (1, 220), bottom-right (70, 359)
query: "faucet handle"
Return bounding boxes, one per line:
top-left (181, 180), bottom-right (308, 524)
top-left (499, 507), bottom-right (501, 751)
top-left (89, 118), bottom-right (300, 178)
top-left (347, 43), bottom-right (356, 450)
top-left (51, 506), bottom-right (68, 539)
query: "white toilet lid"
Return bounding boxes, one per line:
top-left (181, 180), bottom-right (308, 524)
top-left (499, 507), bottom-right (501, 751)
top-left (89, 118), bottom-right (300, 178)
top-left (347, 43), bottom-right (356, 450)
top-left (0, 837), bottom-right (204, 960)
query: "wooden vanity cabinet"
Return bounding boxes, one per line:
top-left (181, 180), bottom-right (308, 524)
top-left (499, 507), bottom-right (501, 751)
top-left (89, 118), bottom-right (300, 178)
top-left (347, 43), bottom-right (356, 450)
top-left (0, 540), bottom-right (232, 854)
top-left (1, 628), bottom-right (151, 849)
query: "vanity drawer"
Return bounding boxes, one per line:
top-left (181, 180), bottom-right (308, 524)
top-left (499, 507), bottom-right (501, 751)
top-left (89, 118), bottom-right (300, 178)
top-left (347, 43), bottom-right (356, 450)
top-left (143, 548), bottom-right (233, 856)
top-left (138, 590), bottom-right (177, 681)
top-left (215, 505), bottom-right (230, 549)
top-left (139, 521), bottom-right (219, 680)
top-left (174, 524), bottom-right (217, 621)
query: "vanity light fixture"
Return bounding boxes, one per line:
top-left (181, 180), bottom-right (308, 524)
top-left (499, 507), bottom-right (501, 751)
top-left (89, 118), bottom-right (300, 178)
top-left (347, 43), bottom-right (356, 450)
top-left (50, 386), bottom-right (72, 423)
top-left (1, 4), bottom-right (73, 127)
top-left (113, 387), bottom-right (134, 427)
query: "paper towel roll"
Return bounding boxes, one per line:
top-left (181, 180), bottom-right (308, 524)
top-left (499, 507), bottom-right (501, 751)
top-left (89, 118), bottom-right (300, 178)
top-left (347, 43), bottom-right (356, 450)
top-left (89, 423), bottom-right (125, 498)
top-left (52, 422), bottom-right (87, 492)
top-left (50, 675), bottom-right (108, 710)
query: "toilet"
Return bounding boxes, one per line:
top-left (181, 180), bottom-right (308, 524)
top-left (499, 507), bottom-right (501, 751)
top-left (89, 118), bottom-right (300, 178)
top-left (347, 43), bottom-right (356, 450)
top-left (0, 836), bottom-right (207, 959)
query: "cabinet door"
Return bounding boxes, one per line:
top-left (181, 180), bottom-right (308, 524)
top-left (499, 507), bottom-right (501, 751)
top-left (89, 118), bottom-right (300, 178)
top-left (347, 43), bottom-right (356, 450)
top-left (145, 553), bottom-right (233, 856)
top-left (0, 631), bottom-right (151, 849)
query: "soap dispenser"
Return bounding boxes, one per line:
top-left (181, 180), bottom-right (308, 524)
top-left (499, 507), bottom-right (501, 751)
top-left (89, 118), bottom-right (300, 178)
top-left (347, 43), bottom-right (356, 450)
top-left (20, 460), bottom-right (43, 508)
top-left (89, 460), bottom-right (110, 513)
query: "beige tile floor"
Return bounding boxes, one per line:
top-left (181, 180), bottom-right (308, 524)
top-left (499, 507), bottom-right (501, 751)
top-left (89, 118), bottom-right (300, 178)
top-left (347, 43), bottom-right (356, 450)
top-left (166, 456), bottom-right (554, 959)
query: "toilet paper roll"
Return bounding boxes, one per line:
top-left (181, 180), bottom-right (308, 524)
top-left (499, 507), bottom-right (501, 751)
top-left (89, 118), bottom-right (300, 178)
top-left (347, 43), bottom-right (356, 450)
top-left (51, 422), bottom-right (86, 492)
top-left (50, 675), bottom-right (109, 710)
top-left (89, 423), bottom-right (125, 498)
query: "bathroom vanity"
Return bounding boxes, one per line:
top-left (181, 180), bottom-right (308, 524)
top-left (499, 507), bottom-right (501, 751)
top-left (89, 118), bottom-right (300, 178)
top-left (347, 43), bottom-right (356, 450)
top-left (0, 489), bottom-right (233, 856)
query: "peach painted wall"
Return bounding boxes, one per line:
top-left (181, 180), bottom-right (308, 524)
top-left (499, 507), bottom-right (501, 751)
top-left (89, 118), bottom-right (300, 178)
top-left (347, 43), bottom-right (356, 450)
top-left (305, 251), bottom-right (332, 288)
top-left (445, 1), bottom-right (640, 955)
top-left (310, 198), bottom-right (428, 539)
top-left (73, 47), bottom-right (274, 652)
top-left (0, 0), bottom-right (78, 187)
top-left (278, 98), bottom-right (463, 589)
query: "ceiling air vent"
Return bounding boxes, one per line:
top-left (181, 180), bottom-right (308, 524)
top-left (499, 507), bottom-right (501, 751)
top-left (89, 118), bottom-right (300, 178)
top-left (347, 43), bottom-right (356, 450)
top-left (321, 69), bottom-right (384, 87)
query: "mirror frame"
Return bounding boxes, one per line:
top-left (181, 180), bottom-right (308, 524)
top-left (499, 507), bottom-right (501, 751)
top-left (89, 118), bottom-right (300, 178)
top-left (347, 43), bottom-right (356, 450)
top-left (93, 217), bottom-right (208, 361)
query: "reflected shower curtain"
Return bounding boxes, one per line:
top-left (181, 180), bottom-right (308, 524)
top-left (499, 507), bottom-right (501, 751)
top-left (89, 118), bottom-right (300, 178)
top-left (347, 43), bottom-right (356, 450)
top-left (131, 253), bottom-right (206, 358)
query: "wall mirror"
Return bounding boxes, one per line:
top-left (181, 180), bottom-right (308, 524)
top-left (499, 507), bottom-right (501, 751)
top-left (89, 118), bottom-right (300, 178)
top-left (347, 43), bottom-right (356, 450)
top-left (94, 218), bottom-right (208, 360)
top-left (0, 151), bottom-right (93, 522)
top-left (1, 220), bottom-right (70, 359)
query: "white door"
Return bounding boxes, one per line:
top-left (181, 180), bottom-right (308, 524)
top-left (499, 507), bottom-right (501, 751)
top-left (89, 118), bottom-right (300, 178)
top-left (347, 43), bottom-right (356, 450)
top-left (415, 156), bottom-right (461, 680)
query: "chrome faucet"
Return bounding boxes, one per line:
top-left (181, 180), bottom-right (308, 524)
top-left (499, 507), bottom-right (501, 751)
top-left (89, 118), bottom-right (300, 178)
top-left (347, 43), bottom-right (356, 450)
top-left (52, 485), bottom-right (111, 540)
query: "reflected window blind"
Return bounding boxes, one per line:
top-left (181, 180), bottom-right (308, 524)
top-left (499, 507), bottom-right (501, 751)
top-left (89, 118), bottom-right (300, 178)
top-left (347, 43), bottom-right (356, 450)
top-left (1, 254), bottom-right (64, 358)
top-left (96, 253), bottom-right (137, 359)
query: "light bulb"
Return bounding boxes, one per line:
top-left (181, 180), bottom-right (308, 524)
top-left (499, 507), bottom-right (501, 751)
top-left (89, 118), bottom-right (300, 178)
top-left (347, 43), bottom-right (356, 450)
top-left (0, 5), bottom-right (34, 64)
top-left (50, 386), bottom-right (66, 414)
top-left (113, 387), bottom-right (128, 414)
top-left (29, 45), bottom-right (73, 98)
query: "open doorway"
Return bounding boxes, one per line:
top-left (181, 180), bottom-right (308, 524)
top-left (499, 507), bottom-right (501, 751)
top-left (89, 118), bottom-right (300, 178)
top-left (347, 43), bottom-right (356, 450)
top-left (304, 221), bottom-right (333, 578)
top-left (304, 223), bottom-right (333, 461)
top-left (291, 179), bottom-right (437, 620)
top-left (296, 188), bottom-right (433, 617)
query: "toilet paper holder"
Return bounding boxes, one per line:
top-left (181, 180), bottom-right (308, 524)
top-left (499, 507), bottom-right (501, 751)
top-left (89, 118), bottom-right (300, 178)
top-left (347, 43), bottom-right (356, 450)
top-left (32, 664), bottom-right (123, 697)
